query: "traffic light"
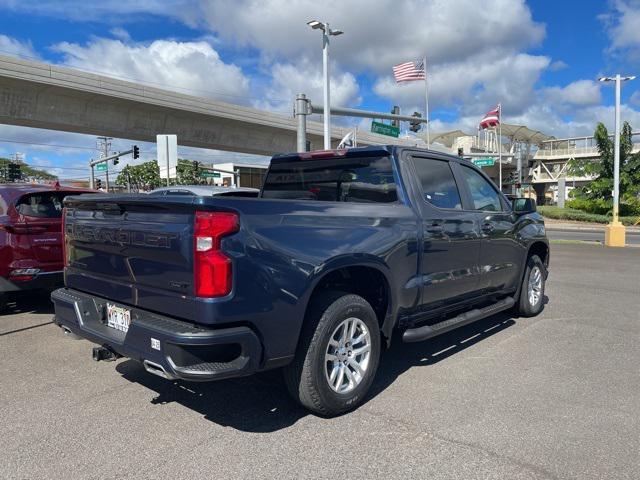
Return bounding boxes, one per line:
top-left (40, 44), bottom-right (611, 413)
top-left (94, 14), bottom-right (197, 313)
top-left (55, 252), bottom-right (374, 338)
top-left (8, 162), bottom-right (20, 182)
top-left (132, 145), bottom-right (140, 159)
top-left (458, 148), bottom-right (464, 157)
top-left (95, 178), bottom-right (102, 190)
top-left (409, 112), bottom-right (422, 133)
top-left (390, 105), bottom-right (400, 128)
top-left (113, 157), bottom-right (119, 166)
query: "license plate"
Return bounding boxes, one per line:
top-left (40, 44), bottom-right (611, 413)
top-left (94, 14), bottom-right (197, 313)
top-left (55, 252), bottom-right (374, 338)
top-left (106, 303), bottom-right (131, 333)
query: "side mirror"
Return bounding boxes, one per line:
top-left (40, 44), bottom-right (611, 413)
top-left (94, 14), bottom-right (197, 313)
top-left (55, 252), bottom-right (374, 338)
top-left (512, 198), bottom-right (536, 214)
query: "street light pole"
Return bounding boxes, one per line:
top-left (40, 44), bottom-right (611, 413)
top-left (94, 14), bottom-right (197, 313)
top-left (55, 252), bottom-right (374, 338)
top-left (614, 74), bottom-right (621, 224)
top-left (308, 20), bottom-right (343, 150)
top-left (322, 23), bottom-right (331, 150)
top-left (599, 74), bottom-right (636, 247)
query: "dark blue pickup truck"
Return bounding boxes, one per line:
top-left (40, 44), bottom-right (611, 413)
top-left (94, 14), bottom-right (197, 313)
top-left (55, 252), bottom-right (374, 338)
top-left (52, 146), bottom-right (548, 415)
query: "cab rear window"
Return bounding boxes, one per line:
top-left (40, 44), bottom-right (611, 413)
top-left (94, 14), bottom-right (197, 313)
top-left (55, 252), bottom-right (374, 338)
top-left (16, 192), bottom-right (82, 218)
top-left (262, 156), bottom-right (398, 203)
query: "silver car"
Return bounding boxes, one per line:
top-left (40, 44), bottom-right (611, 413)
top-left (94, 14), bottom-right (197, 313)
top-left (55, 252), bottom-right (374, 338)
top-left (148, 185), bottom-right (259, 198)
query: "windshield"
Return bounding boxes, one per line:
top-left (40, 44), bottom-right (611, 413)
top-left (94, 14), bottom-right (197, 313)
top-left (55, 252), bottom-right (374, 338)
top-left (262, 155), bottom-right (398, 203)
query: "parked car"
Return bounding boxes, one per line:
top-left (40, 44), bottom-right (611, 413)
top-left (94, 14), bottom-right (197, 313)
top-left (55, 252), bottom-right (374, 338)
top-left (0, 183), bottom-right (95, 311)
top-left (52, 146), bottom-right (549, 415)
top-left (148, 185), bottom-right (259, 197)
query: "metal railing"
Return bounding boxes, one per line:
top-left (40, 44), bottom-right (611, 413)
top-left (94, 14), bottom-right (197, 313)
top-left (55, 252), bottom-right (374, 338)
top-left (535, 142), bottom-right (640, 159)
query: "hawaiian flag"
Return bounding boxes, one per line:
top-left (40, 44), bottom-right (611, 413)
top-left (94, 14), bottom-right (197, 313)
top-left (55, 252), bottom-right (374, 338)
top-left (479, 104), bottom-right (500, 129)
top-left (393, 59), bottom-right (426, 83)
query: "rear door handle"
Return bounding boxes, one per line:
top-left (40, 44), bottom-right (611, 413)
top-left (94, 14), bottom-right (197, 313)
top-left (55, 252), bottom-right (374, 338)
top-left (426, 222), bottom-right (444, 234)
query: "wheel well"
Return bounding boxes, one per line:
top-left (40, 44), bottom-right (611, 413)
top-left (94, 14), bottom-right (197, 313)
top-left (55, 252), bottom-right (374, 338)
top-left (308, 266), bottom-right (390, 329)
top-left (528, 241), bottom-right (549, 266)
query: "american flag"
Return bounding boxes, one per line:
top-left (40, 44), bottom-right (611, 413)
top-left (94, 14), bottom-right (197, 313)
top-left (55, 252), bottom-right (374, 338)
top-left (479, 105), bottom-right (500, 129)
top-left (393, 59), bottom-right (426, 83)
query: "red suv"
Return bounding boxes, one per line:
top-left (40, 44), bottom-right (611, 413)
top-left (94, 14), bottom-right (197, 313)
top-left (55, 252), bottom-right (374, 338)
top-left (0, 183), bottom-right (94, 311)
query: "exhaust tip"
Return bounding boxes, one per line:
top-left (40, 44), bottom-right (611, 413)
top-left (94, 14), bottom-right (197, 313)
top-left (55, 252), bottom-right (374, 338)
top-left (60, 325), bottom-right (82, 340)
top-left (143, 360), bottom-right (175, 380)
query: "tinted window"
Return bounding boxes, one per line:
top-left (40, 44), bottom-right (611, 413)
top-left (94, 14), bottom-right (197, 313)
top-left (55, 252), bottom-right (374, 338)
top-left (412, 158), bottom-right (462, 209)
top-left (16, 192), bottom-right (82, 218)
top-left (262, 156), bottom-right (398, 203)
top-left (460, 166), bottom-right (502, 211)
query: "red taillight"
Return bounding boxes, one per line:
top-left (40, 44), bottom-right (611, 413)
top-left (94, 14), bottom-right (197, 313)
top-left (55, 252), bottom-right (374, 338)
top-left (62, 207), bottom-right (68, 267)
top-left (194, 211), bottom-right (239, 297)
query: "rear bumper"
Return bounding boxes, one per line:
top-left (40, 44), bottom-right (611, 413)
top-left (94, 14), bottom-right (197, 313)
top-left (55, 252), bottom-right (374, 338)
top-left (51, 288), bottom-right (262, 382)
top-left (0, 270), bottom-right (63, 293)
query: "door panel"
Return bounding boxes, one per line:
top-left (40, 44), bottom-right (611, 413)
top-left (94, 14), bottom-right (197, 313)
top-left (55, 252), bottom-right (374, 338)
top-left (408, 156), bottom-right (483, 309)
top-left (478, 212), bottom-right (521, 292)
top-left (457, 165), bottom-right (521, 293)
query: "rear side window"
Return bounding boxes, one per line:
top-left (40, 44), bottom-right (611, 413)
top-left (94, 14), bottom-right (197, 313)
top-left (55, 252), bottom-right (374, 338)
top-left (412, 157), bottom-right (462, 209)
top-left (460, 166), bottom-right (503, 212)
top-left (16, 192), bottom-right (82, 218)
top-left (262, 156), bottom-right (398, 203)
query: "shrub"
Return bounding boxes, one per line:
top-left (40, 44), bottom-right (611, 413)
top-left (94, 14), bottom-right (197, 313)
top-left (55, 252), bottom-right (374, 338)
top-left (538, 206), bottom-right (638, 226)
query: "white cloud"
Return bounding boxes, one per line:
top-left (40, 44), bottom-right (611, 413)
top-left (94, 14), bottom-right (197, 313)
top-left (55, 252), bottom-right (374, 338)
top-left (200, 0), bottom-right (544, 73)
top-left (0, 34), bottom-right (38, 59)
top-left (52, 37), bottom-right (251, 103)
top-left (549, 60), bottom-right (568, 71)
top-left (374, 51), bottom-right (550, 118)
top-left (257, 59), bottom-right (361, 113)
top-left (544, 80), bottom-right (602, 107)
top-left (602, 0), bottom-right (640, 52)
top-left (0, 0), bottom-right (202, 26)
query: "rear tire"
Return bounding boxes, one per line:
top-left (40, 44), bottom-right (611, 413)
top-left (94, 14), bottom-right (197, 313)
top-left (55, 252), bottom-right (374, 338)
top-left (283, 291), bottom-right (381, 416)
top-left (516, 254), bottom-right (546, 317)
top-left (0, 293), bottom-right (6, 314)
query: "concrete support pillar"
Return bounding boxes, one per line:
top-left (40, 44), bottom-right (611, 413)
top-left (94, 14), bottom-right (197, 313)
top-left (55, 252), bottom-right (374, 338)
top-left (295, 93), bottom-right (310, 153)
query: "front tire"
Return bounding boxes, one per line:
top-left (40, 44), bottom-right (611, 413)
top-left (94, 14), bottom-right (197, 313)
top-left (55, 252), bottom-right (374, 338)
top-left (516, 254), bottom-right (546, 317)
top-left (284, 291), bottom-right (381, 416)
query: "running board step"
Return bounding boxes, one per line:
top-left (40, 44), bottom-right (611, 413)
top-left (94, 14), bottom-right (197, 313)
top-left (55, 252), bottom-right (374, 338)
top-left (402, 296), bottom-right (515, 343)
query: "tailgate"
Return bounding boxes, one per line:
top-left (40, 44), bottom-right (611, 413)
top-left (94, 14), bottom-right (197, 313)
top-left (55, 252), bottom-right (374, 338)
top-left (64, 196), bottom-right (197, 315)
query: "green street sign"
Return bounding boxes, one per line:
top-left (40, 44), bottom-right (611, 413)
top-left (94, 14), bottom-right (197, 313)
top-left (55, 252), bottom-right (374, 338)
top-left (200, 171), bottom-right (221, 178)
top-left (371, 121), bottom-right (400, 138)
top-left (472, 158), bottom-right (495, 167)
top-left (96, 162), bottom-right (108, 172)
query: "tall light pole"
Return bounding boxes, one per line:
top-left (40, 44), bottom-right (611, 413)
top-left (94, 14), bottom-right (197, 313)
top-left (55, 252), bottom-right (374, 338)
top-left (598, 74), bottom-right (635, 247)
top-left (307, 20), bottom-right (343, 150)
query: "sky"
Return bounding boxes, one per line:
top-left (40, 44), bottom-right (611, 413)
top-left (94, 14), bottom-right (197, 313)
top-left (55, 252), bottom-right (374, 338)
top-left (0, 0), bottom-right (639, 179)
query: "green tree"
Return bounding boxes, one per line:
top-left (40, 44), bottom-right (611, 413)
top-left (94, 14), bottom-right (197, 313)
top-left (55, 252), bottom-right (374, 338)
top-left (115, 160), bottom-right (162, 191)
top-left (569, 121), bottom-right (640, 215)
top-left (115, 159), bottom-right (205, 191)
top-left (176, 159), bottom-right (203, 185)
top-left (0, 158), bottom-right (57, 182)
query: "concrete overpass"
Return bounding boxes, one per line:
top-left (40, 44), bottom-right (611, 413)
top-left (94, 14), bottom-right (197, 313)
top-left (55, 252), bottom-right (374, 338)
top-left (0, 54), bottom-right (424, 156)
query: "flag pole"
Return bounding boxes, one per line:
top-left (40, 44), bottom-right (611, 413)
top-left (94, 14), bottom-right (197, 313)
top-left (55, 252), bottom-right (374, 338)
top-left (424, 56), bottom-right (430, 147)
top-left (498, 103), bottom-right (502, 192)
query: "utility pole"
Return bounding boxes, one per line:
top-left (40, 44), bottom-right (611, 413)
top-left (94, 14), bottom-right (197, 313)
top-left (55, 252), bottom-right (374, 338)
top-left (97, 136), bottom-right (112, 192)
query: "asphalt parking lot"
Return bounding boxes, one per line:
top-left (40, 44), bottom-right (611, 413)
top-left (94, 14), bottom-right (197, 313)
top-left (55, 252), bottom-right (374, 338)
top-left (1, 243), bottom-right (639, 480)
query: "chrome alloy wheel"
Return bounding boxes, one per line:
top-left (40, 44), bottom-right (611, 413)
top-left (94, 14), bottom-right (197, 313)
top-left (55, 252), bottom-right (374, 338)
top-left (528, 266), bottom-right (543, 306)
top-left (325, 317), bottom-right (371, 394)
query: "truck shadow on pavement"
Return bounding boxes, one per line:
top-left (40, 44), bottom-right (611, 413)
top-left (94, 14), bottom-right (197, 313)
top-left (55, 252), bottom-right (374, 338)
top-left (115, 302), bottom-right (547, 433)
top-left (1, 291), bottom-right (54, 316)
